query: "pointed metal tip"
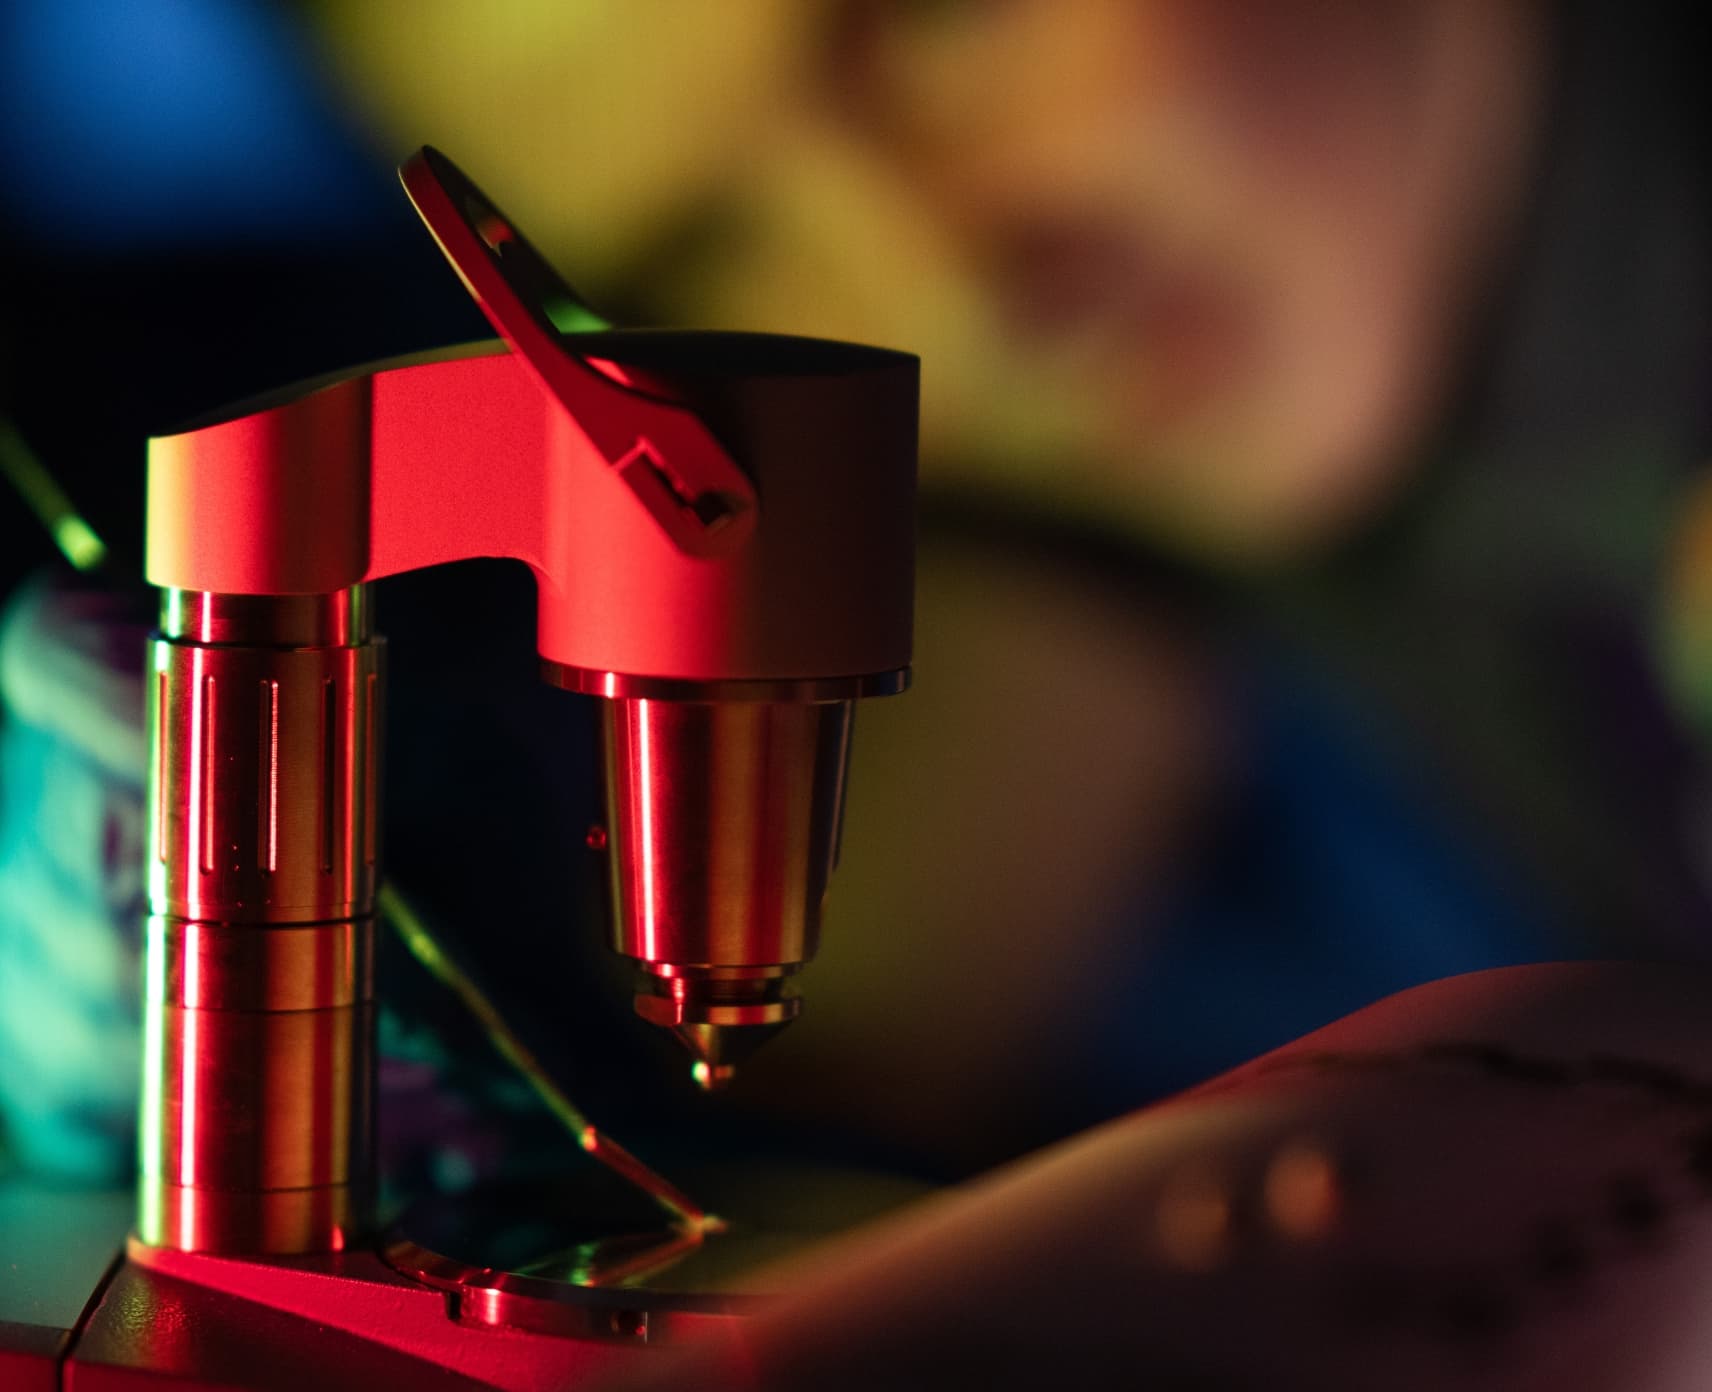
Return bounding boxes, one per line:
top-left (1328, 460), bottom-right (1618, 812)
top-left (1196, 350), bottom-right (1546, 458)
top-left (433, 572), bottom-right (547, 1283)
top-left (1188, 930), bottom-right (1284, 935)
top-left (691, 1060), bottom-right (737, 1093)
top-left (635, 978), bottom-right (799, 1090)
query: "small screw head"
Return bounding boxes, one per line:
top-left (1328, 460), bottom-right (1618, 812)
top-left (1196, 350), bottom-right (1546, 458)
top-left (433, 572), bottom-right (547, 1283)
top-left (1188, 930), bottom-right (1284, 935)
top-left (585, 824), bottom-right (608, 851)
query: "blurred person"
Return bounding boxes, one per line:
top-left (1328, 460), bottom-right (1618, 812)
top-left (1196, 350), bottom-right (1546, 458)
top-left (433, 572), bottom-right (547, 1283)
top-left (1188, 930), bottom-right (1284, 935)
top-left (4, 0), bottom-right (1708, 1191)
top-left (4, 7), bottom-right (1712, 1383)
top-left (316, 0), bottom-right (1709, 1164)
top-left (724, 0), bottom-right (1712, 1155)
top-left (829, 0), bottom-right (1546, 557)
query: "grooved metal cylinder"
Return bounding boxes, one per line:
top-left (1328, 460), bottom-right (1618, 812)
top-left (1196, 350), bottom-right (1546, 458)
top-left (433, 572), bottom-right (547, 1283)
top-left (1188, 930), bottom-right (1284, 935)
top-left (139, 588), bottom-right (381, 1254)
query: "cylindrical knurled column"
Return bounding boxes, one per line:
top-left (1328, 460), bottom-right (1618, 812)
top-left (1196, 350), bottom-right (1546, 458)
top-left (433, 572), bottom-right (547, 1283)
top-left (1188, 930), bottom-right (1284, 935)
top-left (138, 588), bottom-right (382, 1253)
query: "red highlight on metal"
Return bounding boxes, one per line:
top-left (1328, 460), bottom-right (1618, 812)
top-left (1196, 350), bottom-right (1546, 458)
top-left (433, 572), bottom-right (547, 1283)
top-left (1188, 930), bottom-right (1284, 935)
top-left (137, 148), bottom-right (919, 1262)
top-left (148, 334), bottom-right (916, 683)
top-left (147, 150), bottom-right (916, 687)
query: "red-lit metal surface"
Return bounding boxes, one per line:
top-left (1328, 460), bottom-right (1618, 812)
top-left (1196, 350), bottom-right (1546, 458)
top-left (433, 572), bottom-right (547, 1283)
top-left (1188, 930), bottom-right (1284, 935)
top-left (146, 148), bottom-right (914, 686)
top-left (147, 623), bottom-right (382, 923)
top-left (399, 145), bottom-right (759, 561)
top-left (140, 590), bottom-right (380, 1254)
top-left (66, 1253), bottom-right (554, 1391)
top-left (599, 698), bottom-right (854, 1080)
top-left (79, 1242), bottom-right (725, 1389)
top-left (147, 332), bottom-right (917, 684)
top-left (0, 1333), bottom-right (58, 1392)
top-left (131, 148), bottom-right (919, 1279)
top-left (604, 699), bottom-right (852, 971)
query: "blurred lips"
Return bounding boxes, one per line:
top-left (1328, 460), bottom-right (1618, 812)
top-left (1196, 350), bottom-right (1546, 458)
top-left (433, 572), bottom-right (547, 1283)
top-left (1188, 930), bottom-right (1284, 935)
top-left (992, 218), bottom-right (1253, 431)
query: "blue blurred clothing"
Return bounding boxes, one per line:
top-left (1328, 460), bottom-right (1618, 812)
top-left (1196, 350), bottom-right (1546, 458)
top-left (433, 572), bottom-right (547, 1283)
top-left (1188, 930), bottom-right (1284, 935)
top-left (1099, 643), bottom-right (1556, 1102)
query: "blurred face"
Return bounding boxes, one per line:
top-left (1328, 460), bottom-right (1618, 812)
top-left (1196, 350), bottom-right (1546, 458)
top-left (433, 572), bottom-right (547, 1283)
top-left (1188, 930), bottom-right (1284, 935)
top-left (831, 0), bottom-right (1548, 561)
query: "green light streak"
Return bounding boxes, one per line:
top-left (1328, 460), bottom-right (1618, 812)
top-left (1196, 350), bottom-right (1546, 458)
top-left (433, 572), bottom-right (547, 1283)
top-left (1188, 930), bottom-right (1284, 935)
top-left (53, 515), bottom-right (109, 571)
top-left (378, 882), bottom-right (713, 1232)
top-left (0, 417), bottom-right (109, 572)
top-left (543, 294), bottom-right (609, 335)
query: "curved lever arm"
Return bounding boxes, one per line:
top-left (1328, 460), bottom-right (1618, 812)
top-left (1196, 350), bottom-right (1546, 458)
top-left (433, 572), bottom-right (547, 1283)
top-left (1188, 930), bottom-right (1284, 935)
top-left (400, 147), bottom-right (756, 557)
top-left (145, 151), bottom-right (917, 685)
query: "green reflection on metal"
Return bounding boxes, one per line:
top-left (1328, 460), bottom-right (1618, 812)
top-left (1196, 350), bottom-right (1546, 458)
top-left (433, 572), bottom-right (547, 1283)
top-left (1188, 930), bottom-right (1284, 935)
top-left (544, 295), bottom-right (609, 335)
top-left (146, 662), bottom-right (168, 912)
top-left (566, 1238), bottom-right (602, 1286)
top-left (530, 1230), bottom-right (703, 1289)
top-left (137, 919), bottom-right (168, 1243)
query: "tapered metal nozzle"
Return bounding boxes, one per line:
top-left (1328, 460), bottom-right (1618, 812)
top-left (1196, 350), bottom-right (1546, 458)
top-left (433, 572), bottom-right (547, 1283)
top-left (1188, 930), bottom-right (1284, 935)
top-left (674, 1018), bottom-right (792, 1091)
top-left (602, 697), bottom-right (852, 1090)
top-left (634, 975), bottom-right (801, 1092)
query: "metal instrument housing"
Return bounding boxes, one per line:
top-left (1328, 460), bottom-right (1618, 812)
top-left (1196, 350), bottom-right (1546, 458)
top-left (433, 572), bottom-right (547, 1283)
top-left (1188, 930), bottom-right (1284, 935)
top-left (137, 147), bottom-right (917, 1253)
